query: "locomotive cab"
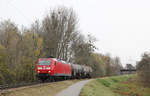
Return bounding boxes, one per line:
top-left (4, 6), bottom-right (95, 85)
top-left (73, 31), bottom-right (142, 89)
top-left (36, 57), bottom-right (72, 81)
top-left (36, 58), bottom-right (55, 81)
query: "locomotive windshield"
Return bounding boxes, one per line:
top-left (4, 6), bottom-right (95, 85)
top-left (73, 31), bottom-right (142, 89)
top-left (38, 60), bottom-right (51, 65)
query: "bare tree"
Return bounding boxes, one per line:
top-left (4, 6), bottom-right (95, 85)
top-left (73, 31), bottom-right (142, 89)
top-left (42, 7), bottom-right (78, 61)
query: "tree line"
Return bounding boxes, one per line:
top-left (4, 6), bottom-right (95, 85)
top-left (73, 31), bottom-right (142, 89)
top-left (0, 7), bottom-right (122, 85)
top-left (136, 52), bottom-right (150, 87)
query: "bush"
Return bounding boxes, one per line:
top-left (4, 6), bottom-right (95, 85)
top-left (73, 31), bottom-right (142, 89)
top-left (137, 53), bottom-right (150, 86)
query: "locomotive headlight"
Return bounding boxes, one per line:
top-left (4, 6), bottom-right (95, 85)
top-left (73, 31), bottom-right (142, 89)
top-left (38, 67), bottom-right (42, 70)
top-left (46, 67), bottom-right (51, 70)
top-left (48, 71), bottom-right (51, 73)
top-left (38, 71), bottom-right (40, 73)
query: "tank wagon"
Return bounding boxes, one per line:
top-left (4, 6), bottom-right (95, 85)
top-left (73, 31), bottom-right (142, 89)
top-left (36, 57), bottom-right (92, 81)
top-left (71, 64), bottom-right (92, 79)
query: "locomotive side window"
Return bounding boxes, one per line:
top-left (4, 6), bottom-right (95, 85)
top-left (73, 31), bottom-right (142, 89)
top-left (38, 60), bottom-right (51, 65)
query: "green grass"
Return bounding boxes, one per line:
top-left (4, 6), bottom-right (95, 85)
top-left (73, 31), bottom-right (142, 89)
top-left (80, 79), bottom-right (119, 96)
top-left (80, 75), bottom-right (150, 96)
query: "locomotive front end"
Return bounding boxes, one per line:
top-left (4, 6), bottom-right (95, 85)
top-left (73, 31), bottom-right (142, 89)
top-left (36, 58), bottom-right (53, 81)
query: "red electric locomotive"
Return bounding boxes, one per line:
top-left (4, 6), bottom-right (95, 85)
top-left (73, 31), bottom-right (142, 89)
top-left (36, 57), bottom-right (72, 81)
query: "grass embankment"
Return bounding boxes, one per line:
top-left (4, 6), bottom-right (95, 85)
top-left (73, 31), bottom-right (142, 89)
top-left (1, 80), bottom-right (79, 96)
top-left (80, 75), bottom-right (150, 96)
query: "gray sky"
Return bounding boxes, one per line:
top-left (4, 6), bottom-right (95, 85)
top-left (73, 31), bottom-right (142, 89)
top-left (1, 0), bottom-right (150, 66)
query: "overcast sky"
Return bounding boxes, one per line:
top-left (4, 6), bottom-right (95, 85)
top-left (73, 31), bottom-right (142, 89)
top-left (1, 0), bottom-right (150, 66)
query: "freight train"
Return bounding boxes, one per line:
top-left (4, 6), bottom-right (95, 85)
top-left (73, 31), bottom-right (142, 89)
top-left (36, 57), bottom-right (92, 81)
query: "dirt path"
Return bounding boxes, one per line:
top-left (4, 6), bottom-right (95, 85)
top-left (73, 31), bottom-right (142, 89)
top-left (56, 79), bottom-right (91, 96)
